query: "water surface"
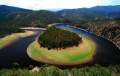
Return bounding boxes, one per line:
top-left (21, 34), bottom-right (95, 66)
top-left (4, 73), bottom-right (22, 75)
top-left (56, 24), bottom-right (120, 65)
top-left (0, 24), bottom-right (120, 68)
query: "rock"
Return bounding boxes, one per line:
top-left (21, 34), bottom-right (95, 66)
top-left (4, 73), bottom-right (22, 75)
top-left (31, 66), bottom-right (40, 73)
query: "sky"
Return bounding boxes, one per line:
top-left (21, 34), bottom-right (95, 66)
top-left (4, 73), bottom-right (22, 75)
top-left (0, 0), bottom-right (120, 10)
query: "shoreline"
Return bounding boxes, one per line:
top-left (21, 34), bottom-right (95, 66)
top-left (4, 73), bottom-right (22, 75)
top-left (27, 36), bottom-right (96, 66)
top-left (0, 31), bottom-right (35, 49)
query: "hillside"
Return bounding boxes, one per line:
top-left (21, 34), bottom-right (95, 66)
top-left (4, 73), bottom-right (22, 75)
top-left (69, 19), bottom-right (120, 48)
top-left (58, 5), bottom-right (120, 48)
top-left (0, 5), bottom-right (120, 48)
top-left (0, 5), bottom-right (31, 13)
top-left (0, 5), bottom-right (32, 24)
top-left (0, 5), bottom-right (65, 28)
top-left (0, 5), bottom-right (120, 76)
top-left (0, 5), bottom-right (66, 37)
top-left (58, 5), bottom-right (120, 21)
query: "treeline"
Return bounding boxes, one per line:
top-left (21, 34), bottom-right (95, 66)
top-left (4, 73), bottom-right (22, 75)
top-left (68, 19), bottom-right (120, 48)
top-left (0, 9), bottom-right (67, 38)
top-left (39, 26), bottom-right (81, 49)
top-left (0, 26), bottom-right (24, 38)
top-left (0, 10), bottom-right (66, 28)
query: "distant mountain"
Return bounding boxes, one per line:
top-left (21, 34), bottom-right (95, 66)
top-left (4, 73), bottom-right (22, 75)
top-left (0, 5), bottom-right (65, 28)
top-left (1, 5), bottom-right (120, 27)
top-left (58, 5), bottom-right (120, 21)
top-left (0, 5), bottom-right (32, 24)
top-left (0, 5), bottom-right (66, 37)
top-left (0, 5), bottom-right (32, 14)
top-left (0, 5), bottom-right (120, 48)
top-left (9, 10), bottom-right (65, 27)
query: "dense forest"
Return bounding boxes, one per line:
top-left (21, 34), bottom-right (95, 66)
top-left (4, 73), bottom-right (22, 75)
top-left (39, 26), bottom-right (81, 49)
top-left (0, 26), bottom-right (23, 38)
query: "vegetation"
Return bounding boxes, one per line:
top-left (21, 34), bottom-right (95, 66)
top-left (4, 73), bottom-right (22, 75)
top-left (27, 36), bottom-right (95, 65)
top-left (0, 8), bottom-right (66, 28)
top-left (0, 6), bottom-right (67, 38)
top-left (39, 26), bottom-right (81, 49)
top-left (69, 19), bottom-right (120, 47)
top-left (0, 26), bottom-right (24, 38)
top-left (0, 31), bottom-right (35, 48)
top-left (0, 5), bottom-right (120, 48)
top-left (0, 65), bottom-right (120, 76)
top-left (0, 34), bottom-right (18, 48)
top-left (0, 5), bottom-right (120, 76)
top-left (58, 5), bottom-right (120, 21)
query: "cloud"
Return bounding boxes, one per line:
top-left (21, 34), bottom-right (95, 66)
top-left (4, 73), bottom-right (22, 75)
top-left (0, 0), bottom-right (118, 10)
top-left (110, 0), bottom-right (120, 5)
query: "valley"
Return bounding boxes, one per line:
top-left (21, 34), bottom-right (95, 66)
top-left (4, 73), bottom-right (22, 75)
top-left (0, 5), bottom-right (120, 76)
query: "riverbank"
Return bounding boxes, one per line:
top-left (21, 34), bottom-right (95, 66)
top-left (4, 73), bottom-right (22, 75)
top-left (27, 36), bottom-right (96, 66)
top-left (0, 31), bottom-right (35, 49)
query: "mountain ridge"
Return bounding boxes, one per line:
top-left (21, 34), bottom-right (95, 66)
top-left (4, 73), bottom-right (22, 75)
top-left (58, 5), bottom-right (120, 21)
top-left (0, 5), bottom-right (120, 48)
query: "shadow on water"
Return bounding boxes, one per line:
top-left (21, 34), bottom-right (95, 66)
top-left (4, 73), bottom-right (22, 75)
top-left (0, 30), bottom-right (42, 68)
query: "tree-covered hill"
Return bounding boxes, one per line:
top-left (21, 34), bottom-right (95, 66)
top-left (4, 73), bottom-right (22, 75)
top-left (12, 10), bottom-right (65, 27)
top-left (0, 5), bottom-right (31, 13)
top-left (58, 5), bottom-right (120, 21)
top-left (0, 5), bottom-right (66, 37)
top-left (39, 26), bottom-right (81, 49)
top-left (0, 5), bottom-right (120, 48)
top-left (0, 7), bottom-right (65, 28)
top-left (69, 19), bottom-right (120, 48)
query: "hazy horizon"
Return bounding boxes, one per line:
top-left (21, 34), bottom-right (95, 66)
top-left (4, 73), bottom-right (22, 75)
top-left (0, 0), bottom-right (120, 11)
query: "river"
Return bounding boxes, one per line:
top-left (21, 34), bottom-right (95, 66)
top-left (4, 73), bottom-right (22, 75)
top-left (0, 24), bottom-right (120, 68)
top-left (56, 23), bottom-right (120, 65)
top-left (0, 29), bottom-right (42, 68)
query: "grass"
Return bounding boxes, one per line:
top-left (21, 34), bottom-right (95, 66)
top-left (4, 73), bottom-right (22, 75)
top-left (0, 31), bottom-right (35, 49)
top-left (0, 65), bottom-right (120, 76)
top-left (27, 36), bottom-right (96, 65)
